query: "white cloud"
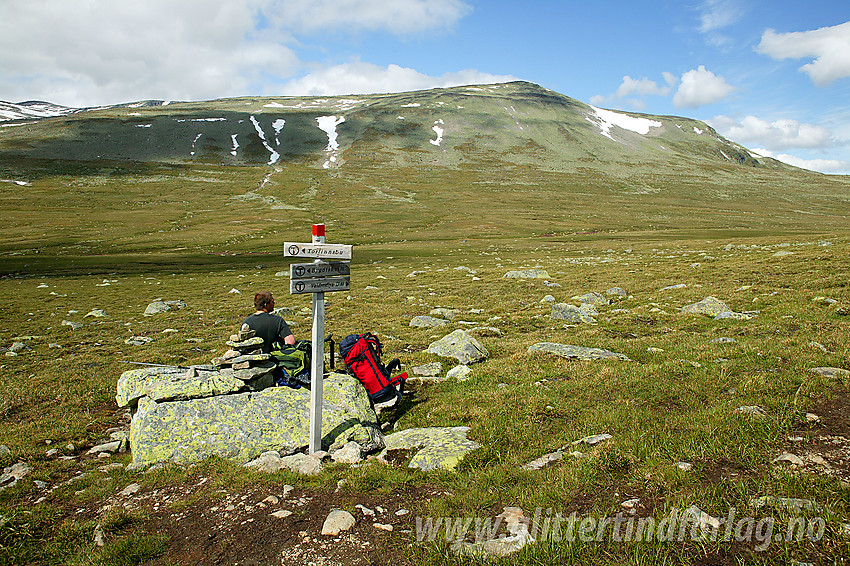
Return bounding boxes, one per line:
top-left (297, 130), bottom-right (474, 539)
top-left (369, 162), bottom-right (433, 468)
top-left (751, 148), bottom-right (850, 175)
top-left (710, 115), bottom-right (834, 151)
top-left (698, 0), bottom-right (743, 33)
top-left (273, 0), bottom-right (472, 35)
top-left (756, 21), bottom-right (850, 86)
top-left (278, 62), bottom-right (517, 96)
top-left (614, 76), bottom-right (672, 98)
top-left (0, 0), bottom-right (474, 106)
top-left (672, 66), bottom-right (736, 108)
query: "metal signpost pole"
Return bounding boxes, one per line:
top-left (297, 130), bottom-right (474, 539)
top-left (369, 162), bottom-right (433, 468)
top-left (309, 224), bottom-right (325, 455)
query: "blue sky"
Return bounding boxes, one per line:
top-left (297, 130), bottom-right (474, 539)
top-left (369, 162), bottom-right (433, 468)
top-left (1, 0), bottom-right (849, 173)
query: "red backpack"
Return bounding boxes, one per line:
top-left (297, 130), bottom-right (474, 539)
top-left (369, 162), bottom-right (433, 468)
top-left (339, 333), bottom-right (407, 405)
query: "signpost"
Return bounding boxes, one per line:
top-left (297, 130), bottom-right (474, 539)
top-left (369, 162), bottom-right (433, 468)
top-left (284, 225), bottom-right (352, 454)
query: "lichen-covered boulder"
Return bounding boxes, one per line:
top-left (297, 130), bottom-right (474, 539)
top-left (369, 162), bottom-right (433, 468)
top-left (528, 342), bottom-right (631, 361)
top-left (128, 373), bottom-right (383, 469)
top-left (116, 365), bottom-right (247, 408)
top-left (681, 296), bottom-right (732, 317)
top-left (380, 426), bottom-right (480, 471)
top-left (425, 330), bottom-right (489, 364)
top-left (503, 269), bottom-right (550, 279)
top-left (550, 303), bottom-right (596, 323)
top-left (571, 292), bottom-right (608, 305)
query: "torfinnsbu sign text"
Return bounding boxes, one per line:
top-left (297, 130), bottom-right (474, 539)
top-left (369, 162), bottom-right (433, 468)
top-left (283, 242), bottom-right (352, 260)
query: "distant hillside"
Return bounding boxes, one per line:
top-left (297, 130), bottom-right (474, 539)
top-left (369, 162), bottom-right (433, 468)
top-left (0, 81), bottom-right (797, 174)
top-left (0, 100), bottom-right (78, 121)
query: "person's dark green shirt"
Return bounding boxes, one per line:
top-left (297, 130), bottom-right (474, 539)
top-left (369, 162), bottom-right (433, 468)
top-left (242, 313), bottom-right (292, 354)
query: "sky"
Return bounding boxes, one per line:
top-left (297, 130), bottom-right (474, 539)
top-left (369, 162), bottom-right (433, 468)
top-left (1, 0), bottom-right (849, 174)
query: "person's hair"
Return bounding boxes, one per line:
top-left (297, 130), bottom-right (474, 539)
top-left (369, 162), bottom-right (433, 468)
top-left (254, 291), bottom-right (274, 311)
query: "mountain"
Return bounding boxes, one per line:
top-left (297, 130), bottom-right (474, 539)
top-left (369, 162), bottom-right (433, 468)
top-left (0, 81), bottom-right (794, 173)
top-left (2, 81), bottom-right (849, 245)
top-left (0, 100), bottom-right (78, 121)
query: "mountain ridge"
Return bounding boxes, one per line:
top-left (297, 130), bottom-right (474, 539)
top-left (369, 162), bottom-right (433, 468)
top-left (0, 81), bottom-right (801, 175)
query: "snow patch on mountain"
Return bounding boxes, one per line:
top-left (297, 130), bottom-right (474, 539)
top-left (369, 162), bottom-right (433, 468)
top-left (317, 115), bottom-right (345, 168)
top-left (587, 106), bottom-right (661, 140)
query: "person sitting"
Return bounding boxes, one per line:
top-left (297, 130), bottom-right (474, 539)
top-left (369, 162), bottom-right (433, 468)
top-left (242, 290), bottom-right (295, 354)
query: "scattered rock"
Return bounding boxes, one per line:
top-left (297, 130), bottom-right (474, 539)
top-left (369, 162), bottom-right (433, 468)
top-left (685, 505), bottom-right (721, 531)
top-left (541, 295), bottom-right (555, 303)
top-left (709, 337), bottom-right (737, 344)
top-left (772, 251), bottom-right (794, 258)
top-left (412, 362), bottom-right (443, 377)
top-left (714, 311), bottom-right (753, 321)
top-left (430, 307), bottom-right (460, 320)
top-left (503, 269), bottom-right (550, 279)
top-left (810, 367), bottom-right (849, 379)
top-left (571, 292), bottom-right (608, 305)
top-left (271, 509), bottom-right (292, 519)
top-left (321, 509), bottom-right (356, 536)
top-left (61, 320), bottom-right (83, 330)
top-left (124, 336), bottom-right (153, 346)
top-left (735, 405), bottom-right (767, 418)
top-left (244, 451), bottom-right (324, 476)
top-left (374, 523), bottom-right (393, 532)
top-left (446, 365), bottom-right (472, 381)
top-left (675, 462), bottom-right (693, 471)
top-left (681, 296), bottom-right (731, 317)
top-left (379, 426), bottom-right (480, 471)
top-left (749, 495), bottom-right (820, 513)
top-left (87, 441), bottom-right (122, 455)
top-left (573, 433), bottom-right (612, 446)
top-left (409, 315), bottom-right (449, 328)
top-left (330, 441), bottom-right (363, 465)
top-left (528, 342), bottom-right (630, 361)
top-left (94, 525), bottom-right (105, 547)
top-left (119, 483), bottom-right (141, 496)
top-left (425, 330), bottom-right (488, 365)
top-left (550, 303), bottom-right (596, 323)
top-left (661, 284), bottom-right (687, 291)
top-left (144, 299), bottom-right (187, 316)
top-left (453, 506), bottom-right (534, 558)
top-left (522, 451), bottom-right (564, 471)
top-left (773, 453), bottom-right (805, 466)
top-left (0, 445), bottom-right (9, 458)
top-left (606, 287), bottom-right (627, 299)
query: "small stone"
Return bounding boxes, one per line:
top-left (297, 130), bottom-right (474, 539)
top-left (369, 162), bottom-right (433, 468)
top-left (395, 509), bottom-right (409, 516)
top-left (647, 347), bottom-right (664, 353)
top-left (573, 433), bottom-right (612, 446)
top-left (709, 337), bottom-right (737, 344)
top-left (84, 309), bottom-right (107, 318)
top-left (263, 495), bottom-right (280, 505)
top-left (356, 504), bottom-right (375, 517)
top-left (675, 462), bottom-right (693, 471)
top-left (94, 525), bottom-right (105, 547)
top-left (321, 509), bottom-right (356, 536)
top-left (805, 413), bottom-right (820, 423)
top-left (621, 498), bottom-right (641, 510)
top-left (773, 453), bottom-right (804, 466)
top-left (271, 509), bottom-right (292, 519)
top-left (87, 440), bottom-right (122, 455)
top-left (119, 483), bottom-right (141, 497)
top-left (331, 441), bottom-right (363, 465)
top-left (61, 320), bottom-right (83, 330)
top-left (446, 365), bottom-right (472, 381)
top-left (374, 523), bottom-right (394, 531)
top-left (735, 406), bottom-right (766, 418)
top-left (46, 448), bottom-right (59, 458)
top-left (412, 362), bottom-right (443, 377)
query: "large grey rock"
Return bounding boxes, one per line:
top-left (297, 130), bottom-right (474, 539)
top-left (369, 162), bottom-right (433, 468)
top-left (410, 315), bottom-right (449, 328)
top-left (116, 366), bottom-right (242, 408)
top-left (425, 330), bottom-right (488, 364)
top-left (550, 303), bottom-right (596, 323)
top-left (528, 343), bottom-right (630, 361)
top-left (128, 373), bottom-right (384, 469)
top-left (503, 269), bottom-right (550, 279)
top-left (682, 296), bottom-right (732, 317)
top-left (144, 299), bottom-right (187, 316)
top-left (379, 426), bottom-right (480, 471)
top-left (430, 308), bottom-right (461, 320)
top-left (572, 292), bottom-right (608, 305)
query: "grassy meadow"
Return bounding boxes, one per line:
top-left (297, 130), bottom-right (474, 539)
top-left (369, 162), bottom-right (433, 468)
top-left (1, 96), bottom-right (850, 565)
